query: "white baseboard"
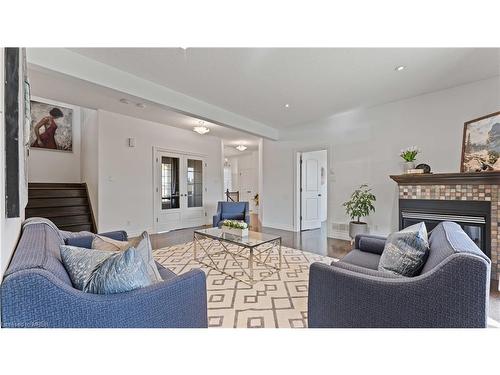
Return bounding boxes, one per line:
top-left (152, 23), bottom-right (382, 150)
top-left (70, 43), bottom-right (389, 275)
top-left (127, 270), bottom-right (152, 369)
top-left (126, 227), bottom-right (154, 237)
top-left (329, 230), bottom-right (351, 241)
top-left (262, 221), bottom-right (295, 232)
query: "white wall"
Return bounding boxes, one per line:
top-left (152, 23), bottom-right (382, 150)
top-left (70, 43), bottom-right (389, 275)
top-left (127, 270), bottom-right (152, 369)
top-left (80, 108), bottom-right (99, 223)
top-left (262, 77), bottom-right (500, 237)
top-left (97, 110), bottom-right (223, 235)
top-left (27, 97), bottom-right (82, 183)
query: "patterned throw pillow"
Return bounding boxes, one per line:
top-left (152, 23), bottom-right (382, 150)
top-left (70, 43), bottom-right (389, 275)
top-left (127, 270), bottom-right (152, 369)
top-left (128, 231), bottom-right (163, 282)
top-left (60, 245), bottom-right (156, 294)
top-left (378, 222), bottom-right (430, 277)
top-left (92, 231), bottom-right (162, 282)
top-left (92, 235), bottom-right (130, 251)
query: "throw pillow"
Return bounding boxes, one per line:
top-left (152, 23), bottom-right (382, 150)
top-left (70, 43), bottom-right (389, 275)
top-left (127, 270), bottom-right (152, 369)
top-left (60, 245), bottom-right (155, 294)
top-left (92, 235), bottom-right (130, 251)
top-left (378, 222), bottom-right (430, 277)
top-left (128, 231), bottom-right (163, 282)
top-left (91, 231), bottom-right (162, 283)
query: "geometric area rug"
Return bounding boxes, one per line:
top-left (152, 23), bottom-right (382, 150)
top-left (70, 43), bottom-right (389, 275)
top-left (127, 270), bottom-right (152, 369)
top-left (153, 242), bottom-right (337, 328)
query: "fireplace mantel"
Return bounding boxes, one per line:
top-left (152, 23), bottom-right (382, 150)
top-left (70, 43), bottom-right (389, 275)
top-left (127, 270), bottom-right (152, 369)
top-left (390, 171), bottom-right (500, 185)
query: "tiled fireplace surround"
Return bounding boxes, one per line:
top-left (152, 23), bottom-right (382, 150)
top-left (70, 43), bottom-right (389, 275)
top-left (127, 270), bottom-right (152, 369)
top-left (391, 172), bottom-right (500, 281)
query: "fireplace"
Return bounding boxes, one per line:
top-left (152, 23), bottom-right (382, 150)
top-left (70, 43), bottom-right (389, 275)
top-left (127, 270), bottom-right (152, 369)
top-left (399, 199), bottom-right (491, 259)
top-left (390, 172), bottom-right (500, 280)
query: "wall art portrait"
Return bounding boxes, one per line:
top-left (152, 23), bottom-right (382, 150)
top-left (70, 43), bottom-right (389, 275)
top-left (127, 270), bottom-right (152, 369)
top-left (30, 100), bottom-right (73, 152)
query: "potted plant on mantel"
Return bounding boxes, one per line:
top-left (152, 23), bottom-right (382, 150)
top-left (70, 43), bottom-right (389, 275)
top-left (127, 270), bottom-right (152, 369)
top-left (400, 146), bottom-right (420, 173)
top-left (221, 219), bottom-right (249, 237)
top-left (343, 184), bottom-right (376, 240)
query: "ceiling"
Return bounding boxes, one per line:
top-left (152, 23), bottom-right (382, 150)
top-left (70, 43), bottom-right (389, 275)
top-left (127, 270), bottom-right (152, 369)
top-left (69, 48), bottom-right (500, 130)
top-left (28, 67), bottom-right (261, 150)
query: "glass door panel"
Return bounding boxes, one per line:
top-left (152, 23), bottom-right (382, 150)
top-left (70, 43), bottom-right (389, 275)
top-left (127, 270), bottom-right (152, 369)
top-left (187, 159), bottom-right (203, 208)
top-left (161, 156), bottom-right (180, 210)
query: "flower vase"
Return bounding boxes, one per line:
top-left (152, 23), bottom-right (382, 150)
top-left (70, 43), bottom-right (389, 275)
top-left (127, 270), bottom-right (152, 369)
top-left (404, 161), bottom-right (415, 174)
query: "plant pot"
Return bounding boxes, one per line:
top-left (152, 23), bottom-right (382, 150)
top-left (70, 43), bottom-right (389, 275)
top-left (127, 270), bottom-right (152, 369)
top-left (222, 227), bottom-right (249, 237)
top-left (349, 221), bottom-right (368, 240)
top-left (403, 161), bottom-right (415, 173)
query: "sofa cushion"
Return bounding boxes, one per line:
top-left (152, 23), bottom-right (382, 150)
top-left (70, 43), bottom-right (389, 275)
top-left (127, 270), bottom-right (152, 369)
top-left (340, 249), bottom-right (381, 270)
top-left (378, 222), bottom-right (430, 277)
top-left (420, 221), bottom-right (489, 274)
top-left (60, 245), bottom-right (156, 294)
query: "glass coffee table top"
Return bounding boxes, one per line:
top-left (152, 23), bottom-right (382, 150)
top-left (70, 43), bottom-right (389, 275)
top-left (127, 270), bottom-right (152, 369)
top-left (194, 228), bottom-right (281, 248)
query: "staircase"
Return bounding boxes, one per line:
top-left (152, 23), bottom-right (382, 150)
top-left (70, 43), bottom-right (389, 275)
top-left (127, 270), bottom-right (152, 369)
top-left (26, 183), bottom-right (97, 233)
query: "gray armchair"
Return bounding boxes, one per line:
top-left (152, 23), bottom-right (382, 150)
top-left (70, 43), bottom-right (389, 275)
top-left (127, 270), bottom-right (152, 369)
top-left (308, 221), bottom-right (491, 328)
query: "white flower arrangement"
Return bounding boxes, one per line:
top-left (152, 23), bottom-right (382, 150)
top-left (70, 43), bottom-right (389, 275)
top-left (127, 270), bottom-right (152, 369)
top-left (400, 146), bottom-right (420, 162)
top-left (222, 220), bottom-right (248, 229)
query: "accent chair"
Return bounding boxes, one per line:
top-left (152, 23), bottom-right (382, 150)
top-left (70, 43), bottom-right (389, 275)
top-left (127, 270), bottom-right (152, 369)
top-left (212, 201), bottom-right (250, 228)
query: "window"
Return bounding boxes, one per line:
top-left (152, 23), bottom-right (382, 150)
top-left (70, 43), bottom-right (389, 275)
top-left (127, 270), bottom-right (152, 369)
top-left (161, 156), bottom-right (179, 209)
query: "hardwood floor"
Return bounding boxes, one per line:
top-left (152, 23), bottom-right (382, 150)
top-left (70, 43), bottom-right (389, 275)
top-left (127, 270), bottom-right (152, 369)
top-left (150, 225), bottom-right (500, 324)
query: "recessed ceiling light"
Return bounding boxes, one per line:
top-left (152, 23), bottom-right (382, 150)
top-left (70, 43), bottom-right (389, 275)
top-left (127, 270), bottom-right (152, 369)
top-left (193, 126), bottom-right (210, 135)
top-left (235, 145), bottom-right (247, 151)
top-left (136, 103), bottom-right (146, 109)
top-left (284, 103), bottom-right (290, 108)
top-left (119, 98), bottom-right (130, 104)
top-left (394, 65), bottom-right (406, 72)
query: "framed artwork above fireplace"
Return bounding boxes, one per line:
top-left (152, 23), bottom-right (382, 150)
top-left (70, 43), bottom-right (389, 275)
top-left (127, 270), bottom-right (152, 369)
top-left (460, 111), bottom-right (500, 173)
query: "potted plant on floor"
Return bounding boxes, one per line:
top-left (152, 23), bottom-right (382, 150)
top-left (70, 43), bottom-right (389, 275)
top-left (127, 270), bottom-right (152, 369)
top-left (343, 184), bottom-right (376, 240)
top-left (221, 219), bottom-right (249, 237)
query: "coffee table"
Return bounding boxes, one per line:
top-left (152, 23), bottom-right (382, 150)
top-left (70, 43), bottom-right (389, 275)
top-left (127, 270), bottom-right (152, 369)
top-left (193, 228), bottom-right (282, 285)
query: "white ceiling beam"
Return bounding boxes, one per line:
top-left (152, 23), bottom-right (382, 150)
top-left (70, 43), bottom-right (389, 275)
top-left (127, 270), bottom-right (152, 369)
top-left (27, 48), bottom-right (279, 140)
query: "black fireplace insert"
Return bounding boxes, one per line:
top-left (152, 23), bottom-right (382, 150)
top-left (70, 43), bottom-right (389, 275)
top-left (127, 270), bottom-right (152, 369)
top-left (399, 199), bottom-right (491, 259)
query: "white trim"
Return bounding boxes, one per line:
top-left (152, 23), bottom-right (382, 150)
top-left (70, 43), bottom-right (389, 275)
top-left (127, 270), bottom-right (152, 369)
top-left (27, 48), bottom-right (279, 140)
top-left (153, 145), bottom-right (208, 159)
top-left (262, 221), bottom-right (295, 232)
top-left (329, 230), bottom-right (351, 241)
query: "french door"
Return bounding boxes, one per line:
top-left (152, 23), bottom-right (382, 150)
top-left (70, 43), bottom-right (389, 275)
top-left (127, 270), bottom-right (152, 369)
top-left (154, 149), bottom-right (206, 232)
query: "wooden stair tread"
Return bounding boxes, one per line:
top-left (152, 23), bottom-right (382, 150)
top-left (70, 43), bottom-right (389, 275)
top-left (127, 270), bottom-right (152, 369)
top-left (25, 182), bottom-right (96, 233)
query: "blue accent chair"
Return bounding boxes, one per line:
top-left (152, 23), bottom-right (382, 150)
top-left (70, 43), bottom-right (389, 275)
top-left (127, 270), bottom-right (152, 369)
top-left (308, 222), bottom-right (491, 328)
top-left (212, 201), bottom-right (250, 227)
top-left (0, 221), bottom-right (208, 328)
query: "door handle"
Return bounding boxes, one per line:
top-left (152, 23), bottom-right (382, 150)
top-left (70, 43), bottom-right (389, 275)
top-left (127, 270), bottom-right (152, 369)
top-left (318, 194), bottom-right (322, 197)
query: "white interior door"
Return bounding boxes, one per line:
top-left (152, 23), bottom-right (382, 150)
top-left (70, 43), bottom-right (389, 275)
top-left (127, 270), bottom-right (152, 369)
top-left (300, 150), bottom-right (327, 230)
top-left (239, 168), bottom-right (255, 210)
top-left (155, 150), bottom-right (206, 232)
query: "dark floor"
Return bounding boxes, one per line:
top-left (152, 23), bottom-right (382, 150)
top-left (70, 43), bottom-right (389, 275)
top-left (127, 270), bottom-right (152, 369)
top-left (150, 225), bottom-right (500, 325)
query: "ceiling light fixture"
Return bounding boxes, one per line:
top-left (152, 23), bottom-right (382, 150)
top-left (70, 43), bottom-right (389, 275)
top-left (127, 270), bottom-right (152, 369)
top-left (394, 65), bottom-right (406, 72)
top-left (119, 98), bottom-right (130, 104)
top-left (284, 103), bottom-right (290, 108)
top-left (235, 145), bottom-right (247, 151)
top-left (193, 121), bottom-right (210, 135)
top-left (136, 103), bottom-right (146, 109)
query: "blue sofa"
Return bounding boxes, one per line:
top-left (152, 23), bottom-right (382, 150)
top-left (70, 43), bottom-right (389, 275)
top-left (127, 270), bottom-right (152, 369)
top-left (308, 221), bottom-right (491, 328)
top-left (212, 201), bottom-right (250, 227)
top-left (0, 221), bottom-right (208, 328)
